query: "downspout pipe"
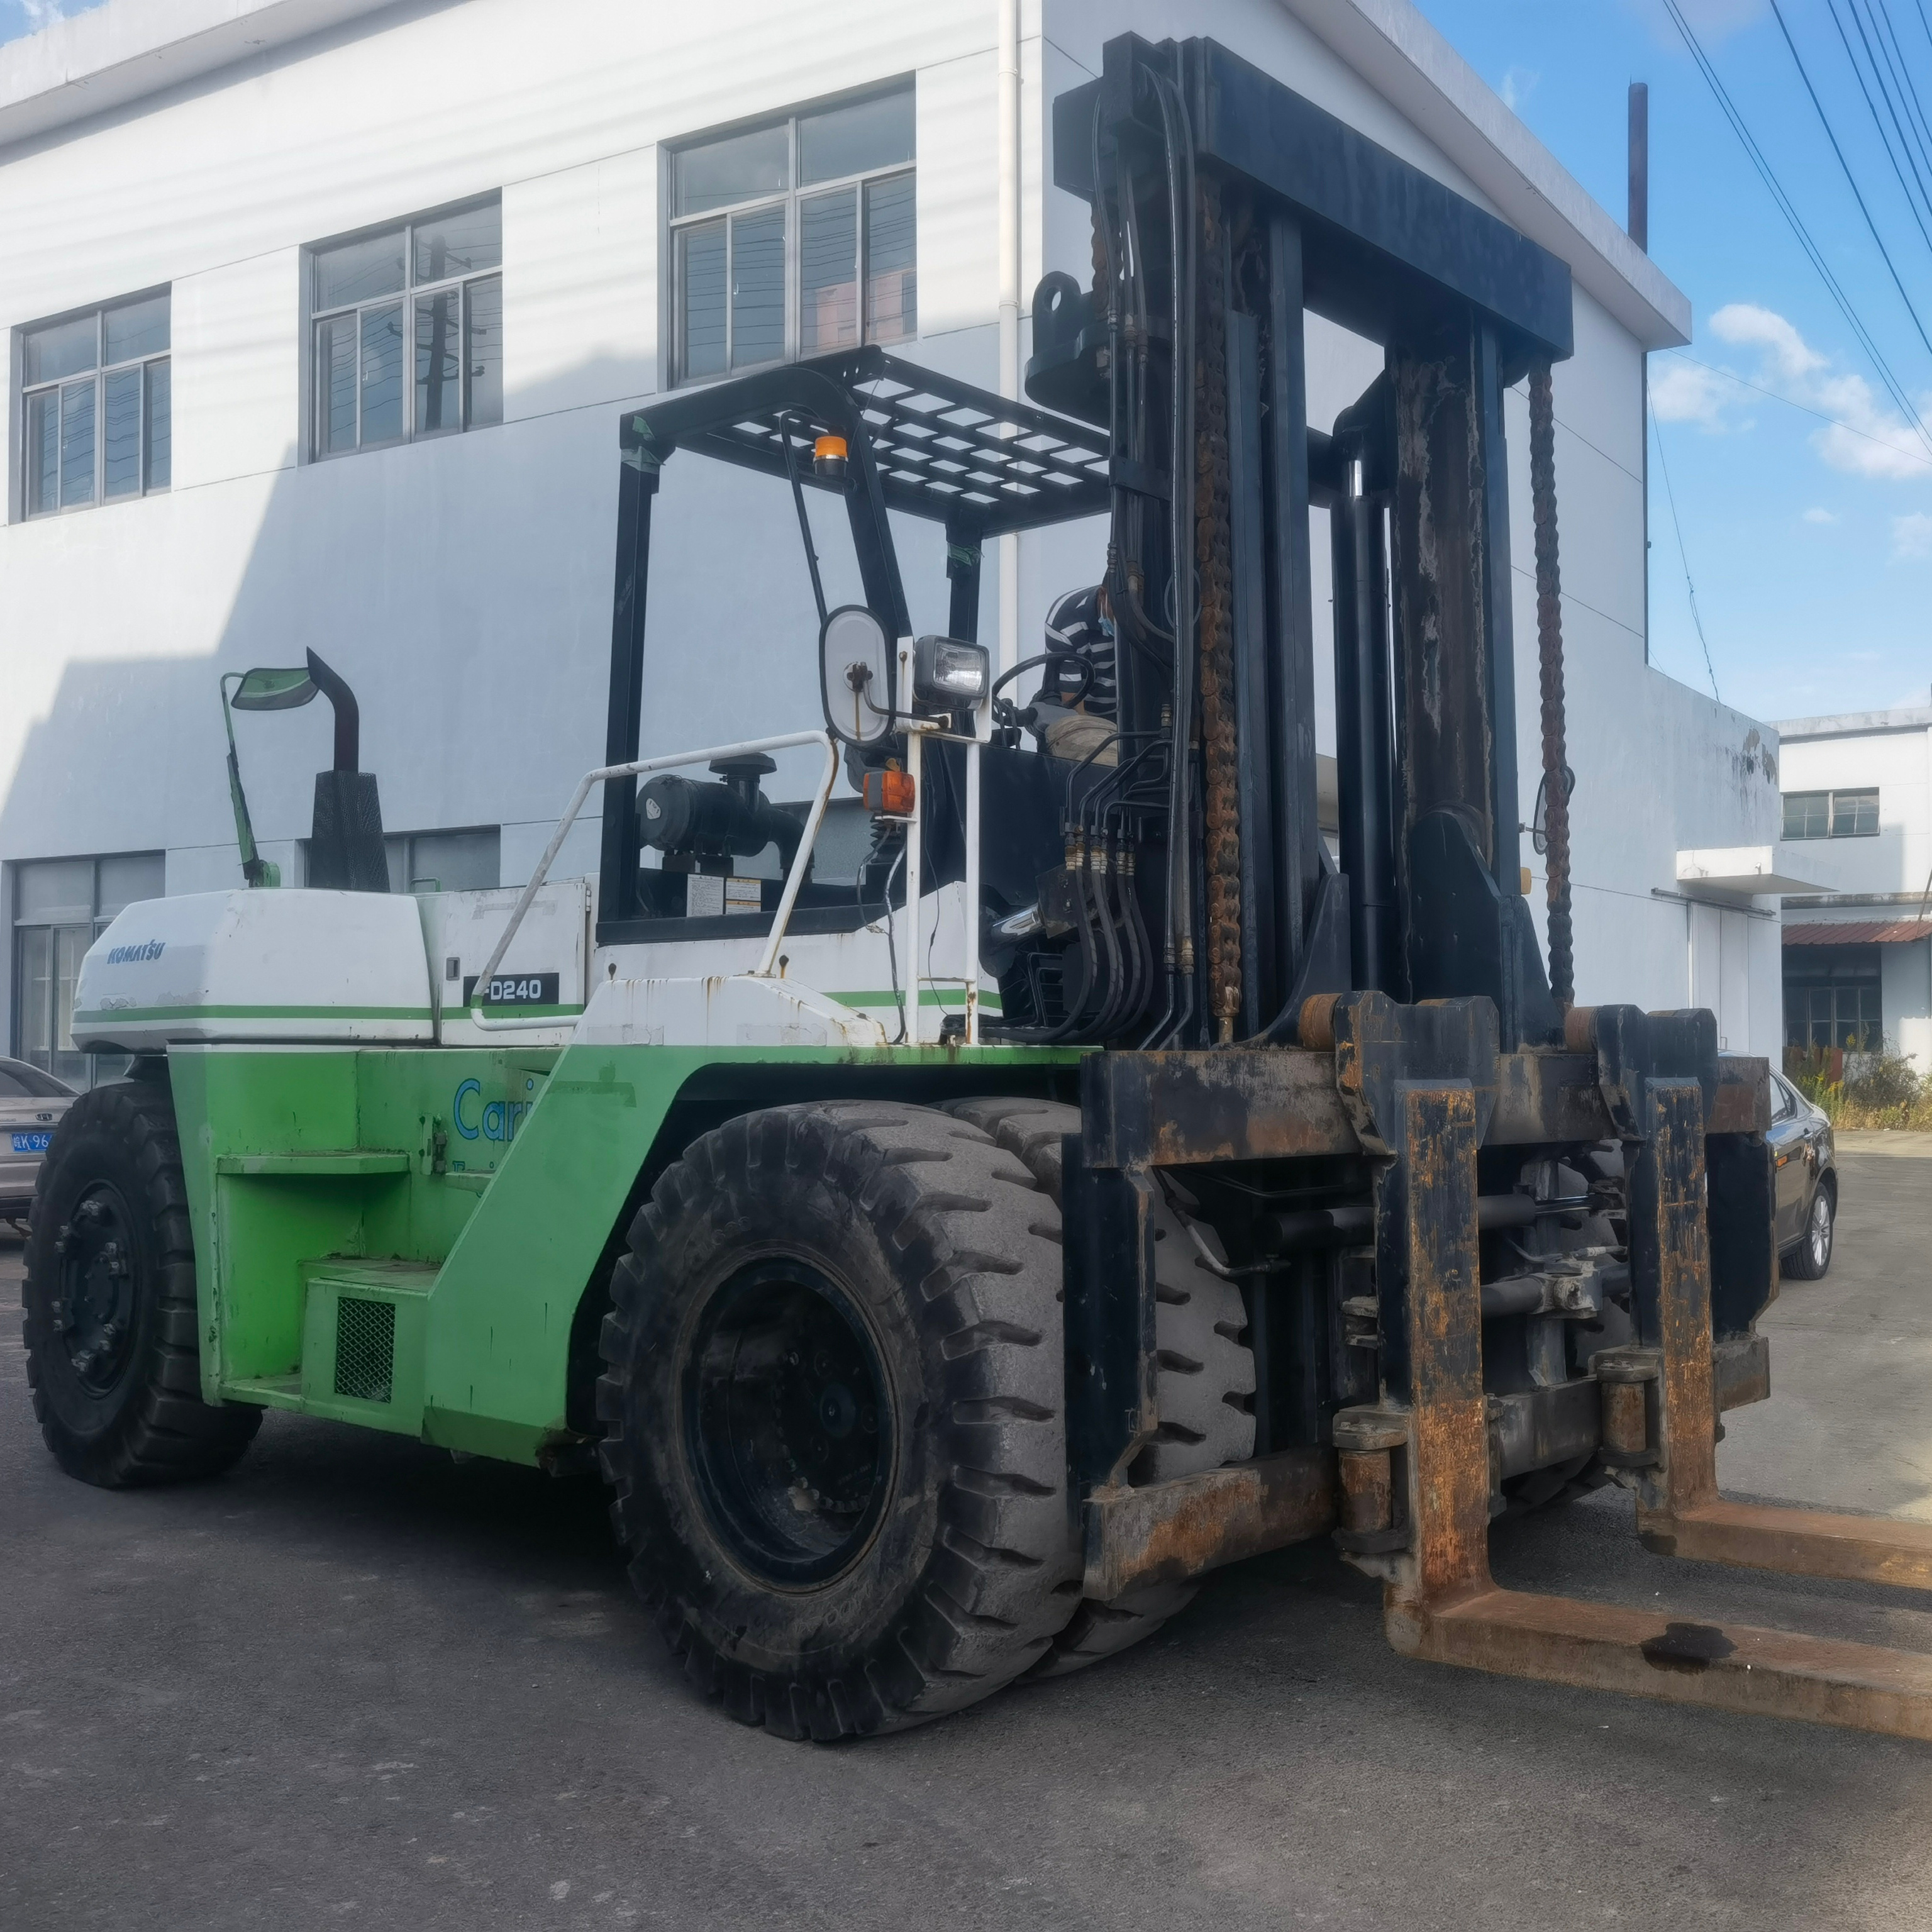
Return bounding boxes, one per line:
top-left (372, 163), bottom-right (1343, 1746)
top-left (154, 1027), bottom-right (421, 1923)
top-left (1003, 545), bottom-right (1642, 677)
top-left (997, 0), bottom-right (1022, 679)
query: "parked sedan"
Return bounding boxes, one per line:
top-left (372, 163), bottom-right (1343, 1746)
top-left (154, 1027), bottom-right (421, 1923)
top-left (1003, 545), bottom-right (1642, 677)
top-left (0, 1058), bottom-right (77, 1228)
top-left (1769, 1068), bottom-right (1836, 1280)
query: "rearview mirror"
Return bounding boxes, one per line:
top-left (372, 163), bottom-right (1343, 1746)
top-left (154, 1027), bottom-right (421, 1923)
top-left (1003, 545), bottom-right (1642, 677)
top-left (230, 666), bottom-right (318, 712)
top-left (819, 605), bottom-right (896, 745)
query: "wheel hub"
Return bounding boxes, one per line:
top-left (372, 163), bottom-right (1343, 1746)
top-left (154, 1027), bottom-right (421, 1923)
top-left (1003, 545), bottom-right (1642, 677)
top-left (686, 1260), bottom-right (890, 1585)
top-left (54, 1187), bottom-right (138, 1393)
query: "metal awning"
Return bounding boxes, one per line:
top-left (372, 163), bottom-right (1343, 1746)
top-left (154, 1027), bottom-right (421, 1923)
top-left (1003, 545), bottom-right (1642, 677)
top-left (1675, 847), bottom-right (1824, 897)
top-left (1784, 919), bottom-right (1932, 946)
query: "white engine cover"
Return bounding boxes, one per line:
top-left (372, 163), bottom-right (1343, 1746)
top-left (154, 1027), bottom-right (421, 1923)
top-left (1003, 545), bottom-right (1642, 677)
top-left (72, 890), bottom-right (434, 1048)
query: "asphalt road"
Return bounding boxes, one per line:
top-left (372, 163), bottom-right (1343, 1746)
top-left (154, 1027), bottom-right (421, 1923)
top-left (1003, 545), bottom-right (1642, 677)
top-left (3, 1149), bottom-right (1931, 1932)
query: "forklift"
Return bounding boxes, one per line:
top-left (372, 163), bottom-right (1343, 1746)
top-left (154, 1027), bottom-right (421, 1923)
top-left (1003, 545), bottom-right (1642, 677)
top-left (30, 35), bottom-right (1932, 1740)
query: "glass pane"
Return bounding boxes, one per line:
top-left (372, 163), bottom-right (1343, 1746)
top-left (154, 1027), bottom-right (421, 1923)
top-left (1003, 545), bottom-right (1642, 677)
top-left (104, 292), bottom-right (169, 364)
top-left (465, 275), bottom-right (502, 428)
top-left (863, 172), bottom-right (916, 343)
top-left (317, 315), bottom-right (357, 453)
top-left (414, 199), bottom-right (501, 283)
top-left (60, 379), bottom-right (96, 508)
top-left (53, 925), bottom-right (89, 1088)
top-left (673, 122), bottom-right (789, 216)
top-left (405, 828), bottom-right (499, 894)
top-left (18, 927), bottom-right (53, 1070)
top-left (1832, 789), bottom-right (1879, 836)
top-left (801, 189), bottom-right (858, 352)
top-left (26, 389), bottom-right (58, 515)
top-left (799, 87), bottom-right (914, 185)
top-left (97, 852), bottom-right (165, 918)
top-left (103, 367), bottom-right (142, 498)
top-left (360, 301), bottom-right (405, 443)
top-left (677, 221), bottom-right (726, 380)
top-left (24, 311), bottom-right (97, 384)
top-left (16, 858), bottom-right (93, 923)
top-left (414, 289), bottom-right (462, 435)
top-left (145, 359), bottom-right (171, 490)
top-left (730, 204), bottom-right (786, 369)
top-left (1782, 792), bottom-right (1828, 839)
top-left (313, 228), bottom-right (406, 309)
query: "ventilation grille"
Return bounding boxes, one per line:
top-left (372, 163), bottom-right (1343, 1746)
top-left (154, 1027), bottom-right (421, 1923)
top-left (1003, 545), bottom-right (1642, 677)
top-left (334, 1296), bottom-right (396, 1403)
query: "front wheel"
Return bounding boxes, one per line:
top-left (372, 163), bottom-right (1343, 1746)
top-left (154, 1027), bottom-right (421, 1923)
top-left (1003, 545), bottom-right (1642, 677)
top-left (23, 1080), bottom-right (260, 1487)
top-left (596, 1101), bottom-right (1082, 1740)
top-left (1783, 1181), bottom-right (1835, 1281)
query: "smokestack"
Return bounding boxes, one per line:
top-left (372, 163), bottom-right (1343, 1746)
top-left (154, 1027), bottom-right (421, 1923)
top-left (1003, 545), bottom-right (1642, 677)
top-left (1628, 81), bottom-right (1650, 252)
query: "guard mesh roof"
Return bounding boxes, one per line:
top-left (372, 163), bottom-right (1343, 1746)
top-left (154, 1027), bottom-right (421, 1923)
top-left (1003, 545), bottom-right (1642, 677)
top-left (630, 347), bottom-right (1113, 540)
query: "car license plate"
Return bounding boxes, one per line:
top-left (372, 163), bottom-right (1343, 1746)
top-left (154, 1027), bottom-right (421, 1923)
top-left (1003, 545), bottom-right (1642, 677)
top-left (11, 1131), bottom-right (51, 1154)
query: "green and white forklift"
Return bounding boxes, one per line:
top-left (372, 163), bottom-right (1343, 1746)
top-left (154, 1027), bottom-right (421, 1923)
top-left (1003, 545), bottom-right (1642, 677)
top-left (30, 37), bottom-right (1932, 1744)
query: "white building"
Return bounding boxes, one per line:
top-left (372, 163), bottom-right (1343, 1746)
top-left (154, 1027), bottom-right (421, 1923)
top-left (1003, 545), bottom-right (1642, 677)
top-left (1772, 705), bottom-right (1932, 1075)
top-left (1, 0), bottom-right (1783, 1083)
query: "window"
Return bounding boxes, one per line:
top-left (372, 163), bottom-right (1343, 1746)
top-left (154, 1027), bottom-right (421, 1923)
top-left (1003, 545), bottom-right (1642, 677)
top-left (1783, 788), bottom-right (1879, 838)
top-left (1784, 943), bottom-right (1883, 1052)
top-left (11, 853), bottom-right (164, 1088)
top-left (669, 84), bottom-right (915, 384)
top-left (20, 292), bottom-right (170, 516)
top-left (310, 197), bottom-right (501, 457)
top-left (387, 827), bottom-right (499, 895)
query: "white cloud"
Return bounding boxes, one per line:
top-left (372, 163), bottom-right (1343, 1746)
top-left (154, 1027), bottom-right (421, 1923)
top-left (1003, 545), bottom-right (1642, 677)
top-left (1802, 506), bottom-right (1838, 523)
top-left (1500, 67), bottom-right (1539, 113)
top-left (1650, 358), bottom-right (1731, 426)
top-left (1665, 304), bottom-right (1932, 481)
top-left (1709, 303), bottom-right (1826, 382)
top-left (1891, 512), bottom-right (1932, 558)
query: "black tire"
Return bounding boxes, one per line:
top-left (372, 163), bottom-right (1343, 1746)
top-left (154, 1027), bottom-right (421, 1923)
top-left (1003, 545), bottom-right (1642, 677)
top-left (22, 1080), bottom-right (260, 1488)
top-left (596, 1100), bottom-right (1083, 1740)
top-left (943, 1097), bottom-right (1255, 1677)
top-left (1783, 1179), bottom-right (1835, 1281)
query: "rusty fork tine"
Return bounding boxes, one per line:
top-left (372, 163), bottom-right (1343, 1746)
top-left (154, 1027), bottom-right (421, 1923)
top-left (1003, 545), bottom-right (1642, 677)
top-left (1354, 1078), bottom-right (1932, 1743)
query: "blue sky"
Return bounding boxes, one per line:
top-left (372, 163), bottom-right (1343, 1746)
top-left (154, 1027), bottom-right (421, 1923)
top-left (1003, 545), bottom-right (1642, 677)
top-left (1421, 0), bottom-right (1932, 723)
top-left (0, 0), bottom-right (103, 45)
top-left (3, 0), bottom-right (1926, 724)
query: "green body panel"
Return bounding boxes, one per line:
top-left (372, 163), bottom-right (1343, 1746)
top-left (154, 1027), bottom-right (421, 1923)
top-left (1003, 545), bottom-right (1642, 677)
top-left (167, 1039), bottom-right (1076, 1466)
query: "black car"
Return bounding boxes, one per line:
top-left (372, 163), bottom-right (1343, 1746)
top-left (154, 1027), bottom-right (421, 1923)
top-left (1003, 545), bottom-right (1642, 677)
top-left (1768, 1068), bottom-right (1836, 1280)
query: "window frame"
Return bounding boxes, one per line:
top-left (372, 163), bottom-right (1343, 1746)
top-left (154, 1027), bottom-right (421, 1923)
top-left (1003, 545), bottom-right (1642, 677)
top-left (1782, 787), bottom-right (1880, 839)
top-left (10, 852), bottom-right (165, 1089)
top-left (306, 194), bottom-right (503, 462)
top-left (18, 289), bottom-right (172, 519)
top-left (666, 83), bottom-right (916, 387)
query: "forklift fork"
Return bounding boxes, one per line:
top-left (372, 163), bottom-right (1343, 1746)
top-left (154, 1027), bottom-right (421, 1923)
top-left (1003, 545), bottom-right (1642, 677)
top-left (1338, 1078), bottom-right (1932, 1741)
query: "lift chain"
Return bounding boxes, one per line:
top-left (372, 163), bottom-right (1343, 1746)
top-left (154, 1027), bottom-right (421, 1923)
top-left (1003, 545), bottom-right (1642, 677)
top-left (1528, 359), bottom-right (1574, 1009)
top-left (1196, 175), bottom-right (1243, 1041)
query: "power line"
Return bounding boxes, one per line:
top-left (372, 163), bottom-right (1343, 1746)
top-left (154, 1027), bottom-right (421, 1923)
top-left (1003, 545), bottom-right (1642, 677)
top-left (1663, 0), bottom-right (1932, 461)
top-left (1866, 2), bottom-right (1932, 194)
top-left (1648, 398), bottom-right (1722, 705)
top-left (1660, 347), bottom-right (1932, 464)
top-left (1768, 1), bottom-right (1932, 377)
top-left (1833, 0), bottom-right (1932, 257)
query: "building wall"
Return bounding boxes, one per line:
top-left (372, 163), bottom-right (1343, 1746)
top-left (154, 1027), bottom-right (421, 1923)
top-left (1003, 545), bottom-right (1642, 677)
top-left (1774, 711), bottom-right (1932, 1072)
top-left (0, 0), bottom-right (1778, 1063)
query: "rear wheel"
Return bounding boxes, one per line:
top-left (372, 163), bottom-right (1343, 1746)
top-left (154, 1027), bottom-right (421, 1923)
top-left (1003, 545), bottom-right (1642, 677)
top-left (943, 1097), bottom-right (1255, 1677)
top-left (1784, 1180), bottom-right (1835, 1281)
top-left (597, 1100), bottom-right (1082, 1739)
top-left (22, 1080), bottom-right (260, 1487)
